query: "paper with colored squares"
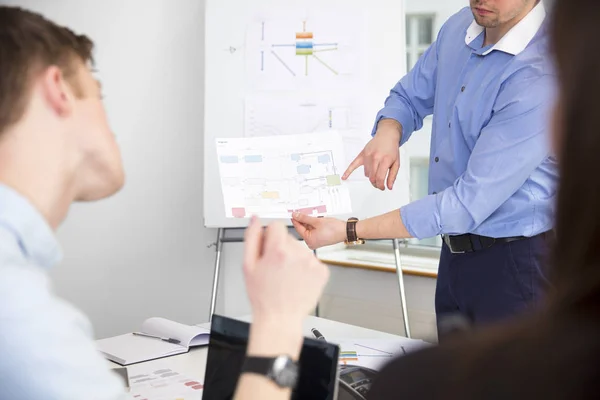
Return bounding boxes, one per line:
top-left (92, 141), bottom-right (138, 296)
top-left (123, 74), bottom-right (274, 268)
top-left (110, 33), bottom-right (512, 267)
top-left (129, 367), bottom-right (203, 400)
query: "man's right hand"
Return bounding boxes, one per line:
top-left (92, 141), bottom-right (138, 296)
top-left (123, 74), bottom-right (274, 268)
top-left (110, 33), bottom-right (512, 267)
top-left (343, 119), bottom-right (402, 190)
top-left (244, 217), bottom-right (330, 327)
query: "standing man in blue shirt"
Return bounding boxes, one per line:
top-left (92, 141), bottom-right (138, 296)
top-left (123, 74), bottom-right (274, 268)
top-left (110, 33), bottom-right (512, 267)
top-left (293, 0), bottom-right (557, 337)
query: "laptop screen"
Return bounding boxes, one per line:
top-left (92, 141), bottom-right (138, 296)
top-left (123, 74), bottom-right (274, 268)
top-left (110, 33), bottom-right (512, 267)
top-left (203, 315), bottom-right (339, 400)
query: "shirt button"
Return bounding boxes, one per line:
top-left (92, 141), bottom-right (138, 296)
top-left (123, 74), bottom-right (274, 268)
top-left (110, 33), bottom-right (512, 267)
top-left (461, 86), bottom-right (466, 92)
top-left (434, 157), bottom-right (439, 163)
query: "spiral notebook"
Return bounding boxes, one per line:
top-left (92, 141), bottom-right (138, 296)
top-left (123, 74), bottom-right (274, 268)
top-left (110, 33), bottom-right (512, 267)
top-left (96, 317), bottom-right (210, 366)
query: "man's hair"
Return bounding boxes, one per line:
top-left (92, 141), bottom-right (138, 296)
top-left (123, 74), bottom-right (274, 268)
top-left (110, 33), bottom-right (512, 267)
top-left (0, 6), bottom-right (94, 134)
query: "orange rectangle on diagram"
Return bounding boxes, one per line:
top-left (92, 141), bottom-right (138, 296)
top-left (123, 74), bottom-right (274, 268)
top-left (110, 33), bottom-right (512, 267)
top-left (296, 32), bottom-right (314, 39)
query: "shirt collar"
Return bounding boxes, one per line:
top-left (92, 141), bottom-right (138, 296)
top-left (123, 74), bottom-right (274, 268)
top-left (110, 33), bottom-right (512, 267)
top-left (0, 184), bottom-right (62, 269)
top-left (465, 1), bottom-right (546, 56)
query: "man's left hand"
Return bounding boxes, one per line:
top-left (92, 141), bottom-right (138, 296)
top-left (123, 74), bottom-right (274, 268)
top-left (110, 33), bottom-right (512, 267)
top-left (291, 213), bottom-right (346, 250)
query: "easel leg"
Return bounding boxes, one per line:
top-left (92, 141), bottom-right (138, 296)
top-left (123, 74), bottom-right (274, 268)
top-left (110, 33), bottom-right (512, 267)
top-left (393, 238), bottom-right (411, 338)
top-left (209, 228), bottom-right (224, 322)
top-left (314, 249), bottom-right (320, 317)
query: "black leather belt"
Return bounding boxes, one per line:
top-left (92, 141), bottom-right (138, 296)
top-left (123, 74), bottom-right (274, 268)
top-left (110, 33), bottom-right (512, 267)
top-left (442, 233), bottom-right (526, 254)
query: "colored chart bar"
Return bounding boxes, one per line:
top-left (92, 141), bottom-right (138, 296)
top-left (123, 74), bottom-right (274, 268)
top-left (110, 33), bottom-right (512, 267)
top-left (296, 41), bottom-right (314, 55)
top-left (296, 42), bottom-right (314, 49)
top-left (296, 32), bottom-right (314, 39)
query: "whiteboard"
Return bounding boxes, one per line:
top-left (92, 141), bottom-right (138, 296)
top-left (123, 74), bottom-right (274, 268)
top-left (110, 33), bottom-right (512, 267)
top-left (204, 0), bottom-right (409, 228)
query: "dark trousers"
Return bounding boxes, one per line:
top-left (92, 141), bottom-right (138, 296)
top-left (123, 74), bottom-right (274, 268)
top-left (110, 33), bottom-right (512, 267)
top-left (435, 233), bottom-right (550, 341)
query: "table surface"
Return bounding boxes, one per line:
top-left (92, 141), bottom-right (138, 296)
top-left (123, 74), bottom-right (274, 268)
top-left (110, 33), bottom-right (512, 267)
top-left (108, 315), bottom-right (424, 383)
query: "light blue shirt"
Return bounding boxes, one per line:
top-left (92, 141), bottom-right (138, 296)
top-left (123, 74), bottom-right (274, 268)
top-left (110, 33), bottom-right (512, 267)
top-left (373, 3), bottom-right (557, 239)
top-left (0, 185), bottom-right (127, 399)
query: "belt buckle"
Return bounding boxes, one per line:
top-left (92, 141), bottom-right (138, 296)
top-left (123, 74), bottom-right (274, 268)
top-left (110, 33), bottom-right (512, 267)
top-left (443, 234), bottom-right (466, 254)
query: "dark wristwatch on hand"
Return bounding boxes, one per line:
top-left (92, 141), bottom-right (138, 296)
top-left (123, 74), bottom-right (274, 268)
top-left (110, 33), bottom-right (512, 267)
top-left (242, 355), bottom-right (299, 389)
top-left (344, 217), bottom-right (365, 246)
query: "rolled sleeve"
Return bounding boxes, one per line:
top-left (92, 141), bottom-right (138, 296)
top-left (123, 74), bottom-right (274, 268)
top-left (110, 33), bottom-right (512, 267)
top-left (371, 104), bottom-right (418, 146)
top-left (400, 194), bottom-right (441, 239)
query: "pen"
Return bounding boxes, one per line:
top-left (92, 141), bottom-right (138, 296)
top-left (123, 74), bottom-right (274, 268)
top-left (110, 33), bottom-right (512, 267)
top-left (132, 332), bottom-right (181, 344)
top-left (311, 328), bottom-right (326, 341)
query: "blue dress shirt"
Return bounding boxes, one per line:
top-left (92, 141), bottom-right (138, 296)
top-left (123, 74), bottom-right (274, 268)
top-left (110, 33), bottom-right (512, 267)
top-left (373, 3), bottom-right (557, 240)
top-left (0, 184), bottom-right (127, 399)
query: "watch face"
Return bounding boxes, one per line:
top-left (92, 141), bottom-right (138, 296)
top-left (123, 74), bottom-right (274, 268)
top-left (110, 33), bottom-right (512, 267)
top-left (272, 356), bottom-right (299, 388)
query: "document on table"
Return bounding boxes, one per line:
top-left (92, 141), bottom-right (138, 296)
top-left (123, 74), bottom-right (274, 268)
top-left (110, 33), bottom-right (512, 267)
top-left (216, 131), bottom-right (352, 218)
top-left (337, 339), bottom-right (430, 371)
top-left (128, 366), bottom-right (203, 400)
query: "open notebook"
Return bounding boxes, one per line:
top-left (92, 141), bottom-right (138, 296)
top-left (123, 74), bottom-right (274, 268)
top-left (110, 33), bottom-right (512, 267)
top-left (96, 317), bottom-right (210, 366)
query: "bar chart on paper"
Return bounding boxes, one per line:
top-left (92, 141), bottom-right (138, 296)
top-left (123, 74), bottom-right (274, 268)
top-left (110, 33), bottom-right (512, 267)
top-left (215, 131), bottom-right (352, 219)
top-left (129, 367), bottom-right (203, 400)
top-left (337, 339), bottom-right (429, 371)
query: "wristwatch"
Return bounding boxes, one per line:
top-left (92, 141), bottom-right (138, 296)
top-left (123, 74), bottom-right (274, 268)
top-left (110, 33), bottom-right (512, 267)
top-left (344, 217), bottom-right (365, 246)
top-left (241, 355), bottom-right (299, 389)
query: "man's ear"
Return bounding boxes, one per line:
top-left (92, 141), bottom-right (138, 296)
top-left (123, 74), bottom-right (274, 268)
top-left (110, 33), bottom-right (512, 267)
top-left (40, 66), bottom-right (74, 118)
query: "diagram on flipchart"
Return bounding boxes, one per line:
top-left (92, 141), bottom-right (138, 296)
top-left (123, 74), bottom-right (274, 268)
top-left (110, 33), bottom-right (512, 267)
top-left (245, 15), bottom-right (368, 91)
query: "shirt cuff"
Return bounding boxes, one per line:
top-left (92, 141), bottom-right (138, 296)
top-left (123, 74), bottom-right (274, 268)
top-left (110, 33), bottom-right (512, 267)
top-left (370, 107), bottom-right (416, 146)
top-left (400, 194), bottom-right (442, 240)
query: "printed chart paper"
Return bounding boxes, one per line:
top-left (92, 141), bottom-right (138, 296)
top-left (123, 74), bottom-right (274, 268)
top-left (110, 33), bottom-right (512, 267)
top-left (216, 131), bottom-right (352, 219)
top-left (129, 367), bottom-right (203, 400)
top-left (337, 339), bottom-right (430, 371)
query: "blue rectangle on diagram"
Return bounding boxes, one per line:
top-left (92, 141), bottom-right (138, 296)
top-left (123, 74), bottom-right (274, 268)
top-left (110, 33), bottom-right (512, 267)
top-left (296, 42), bottom-right (314, 49)
top-left (220, 156), bottom-right (239, 164)
top-left (244, 155), bottom-right (263, 163)
top-left (297, 165), bottom-right (311, 174)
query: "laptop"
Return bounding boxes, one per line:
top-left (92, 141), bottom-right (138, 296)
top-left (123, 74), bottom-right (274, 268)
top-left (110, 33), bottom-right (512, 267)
top-left (203, 315), bottom-right (340, 400)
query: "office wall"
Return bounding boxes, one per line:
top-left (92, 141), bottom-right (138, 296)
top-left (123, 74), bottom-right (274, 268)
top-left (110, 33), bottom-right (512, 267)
top-left (2, 0), bottom-right (221, 339)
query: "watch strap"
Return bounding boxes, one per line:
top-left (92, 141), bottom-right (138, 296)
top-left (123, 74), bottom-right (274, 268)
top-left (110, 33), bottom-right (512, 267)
top-left (346, 217), bottom-right (359, 242)
top-left (242, 356), bottom-right (273, 377)
top-left (242, 355), bottom-right (299, 388)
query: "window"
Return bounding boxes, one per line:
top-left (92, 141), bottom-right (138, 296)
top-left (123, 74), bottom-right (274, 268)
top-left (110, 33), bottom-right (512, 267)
top-left (405, 13), bottom-right (441, 250)
top-left (406, 14), bottom-right (435, 71)
top-left (408, 158), bottom-right (443, 248)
